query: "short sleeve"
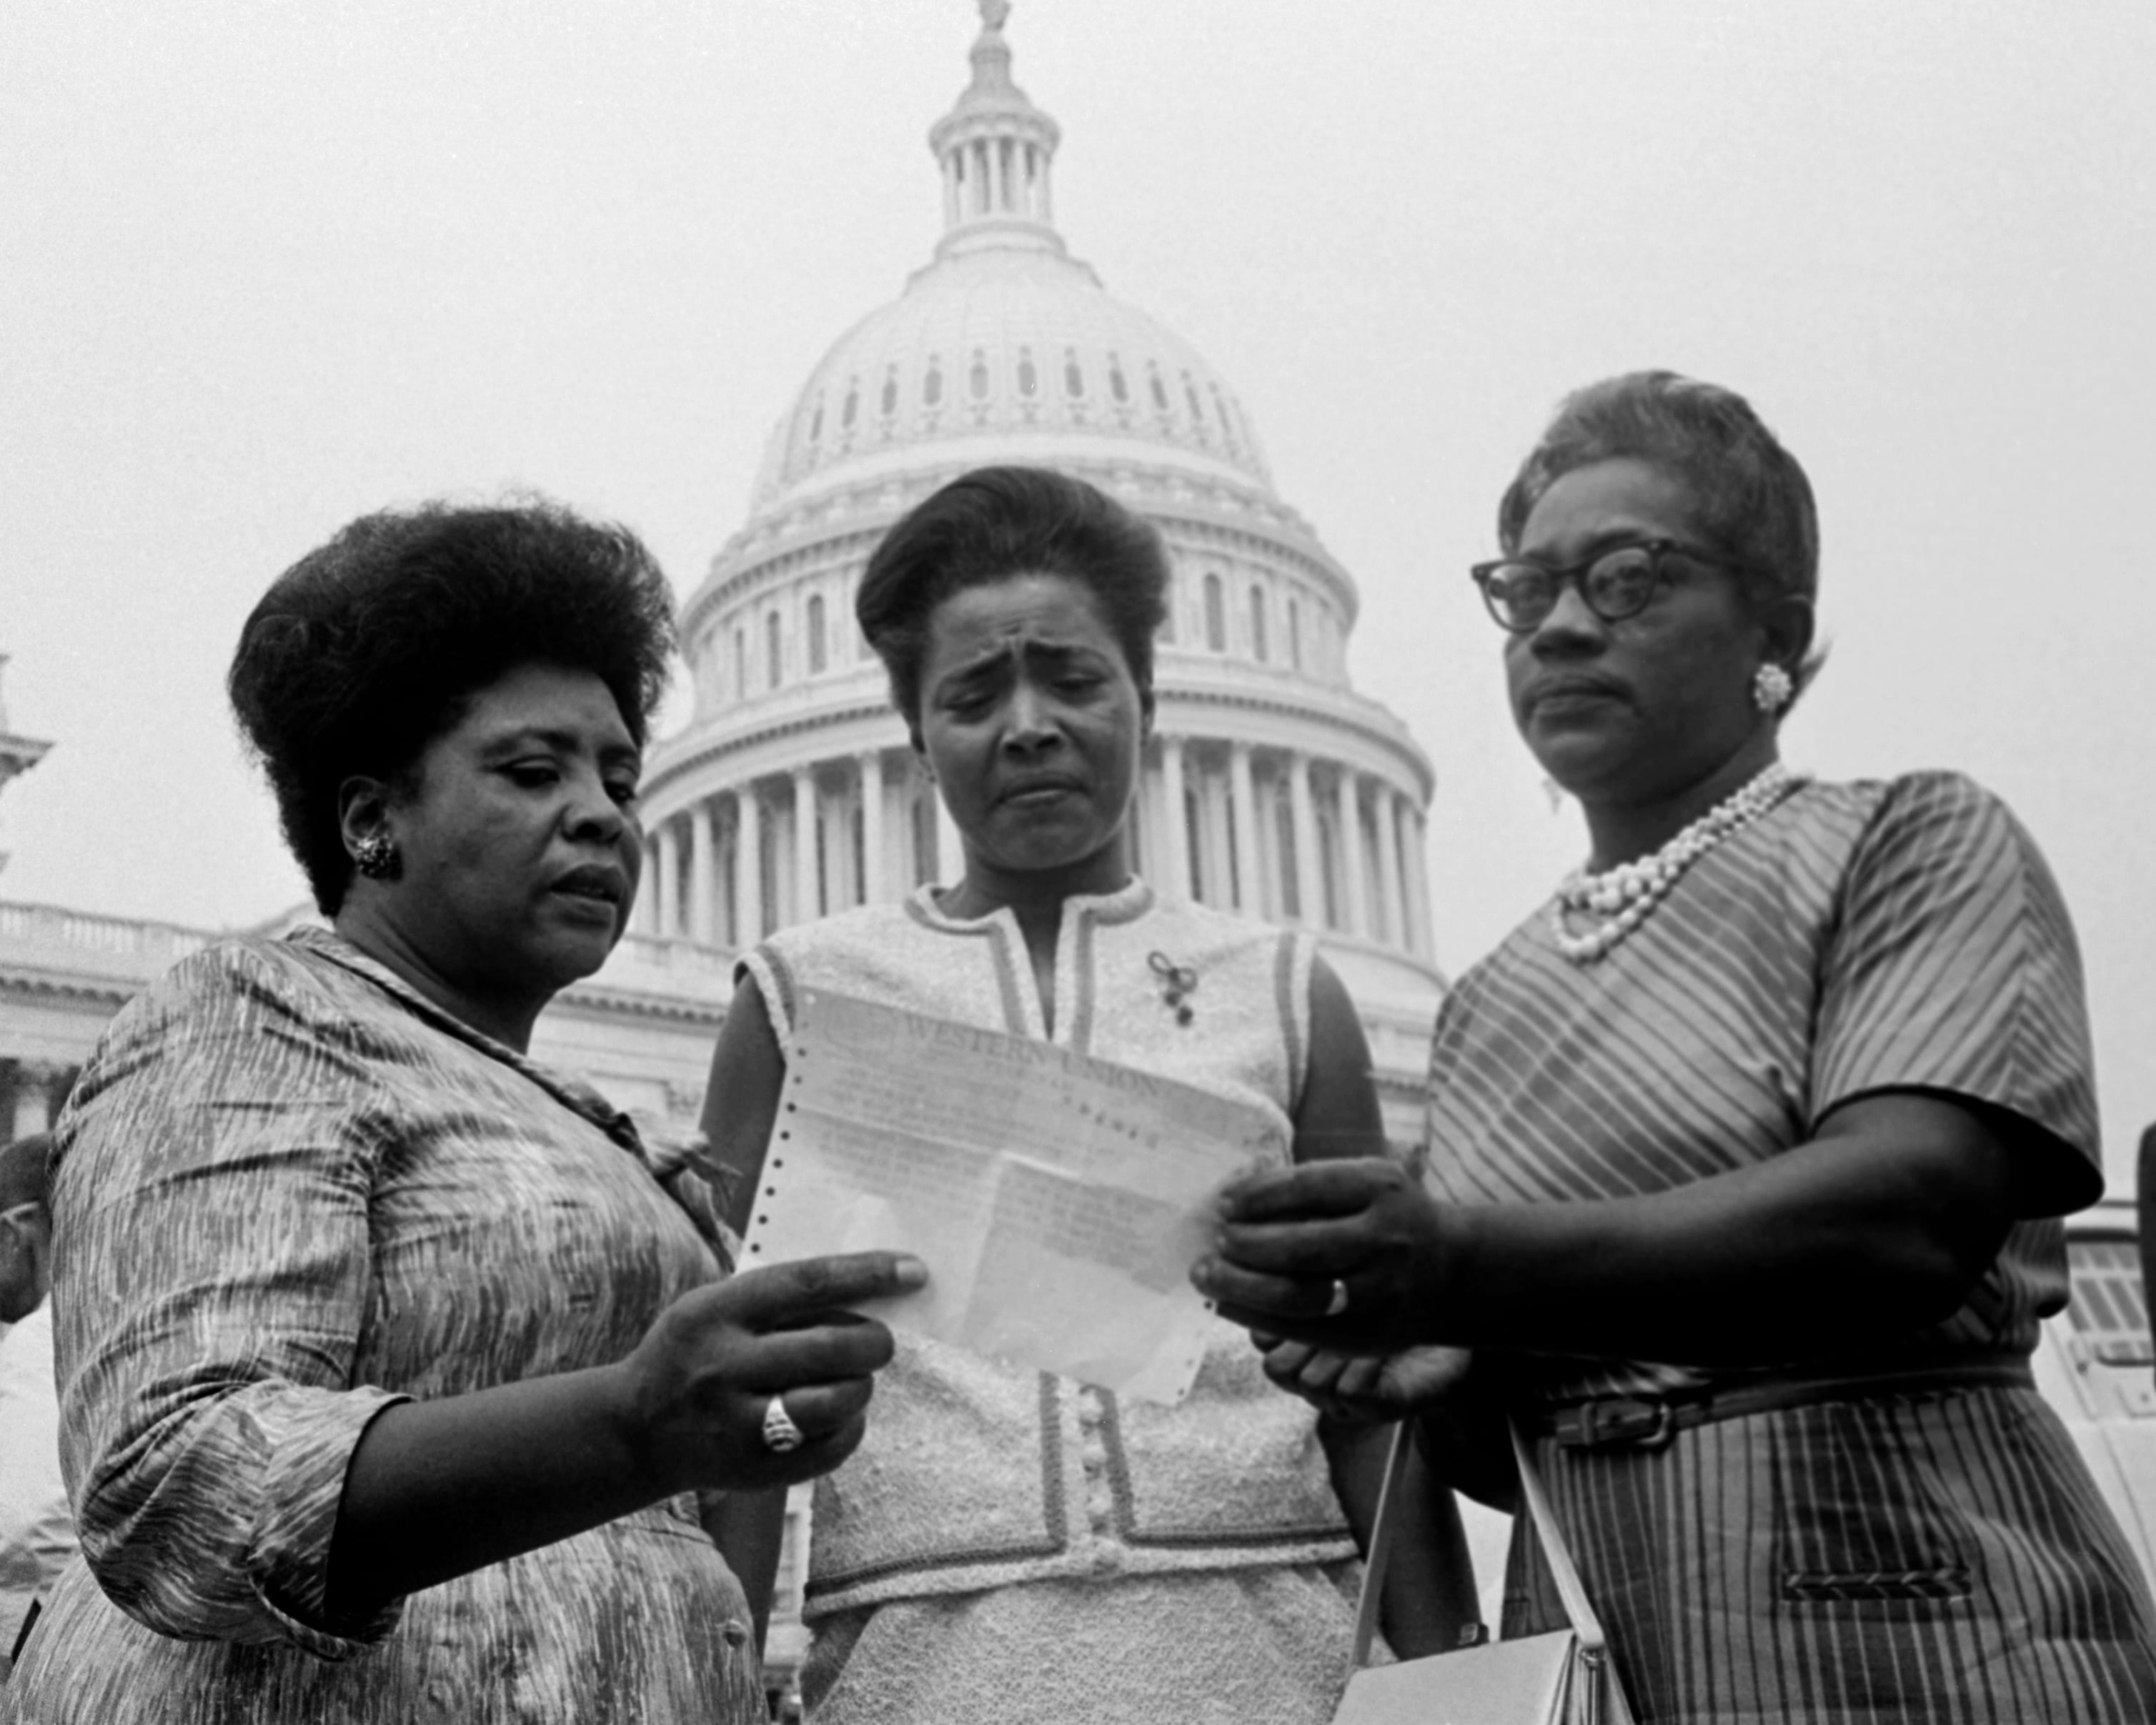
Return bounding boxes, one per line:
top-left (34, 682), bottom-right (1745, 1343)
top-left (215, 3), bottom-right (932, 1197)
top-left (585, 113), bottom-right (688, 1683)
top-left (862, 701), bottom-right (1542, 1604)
top-left (1811, 772), bottom-right (2100, 1212)
top-left (51, 944), bottom-right (409, 1659)
top-left (737, 943), bottom-right (800, 1045)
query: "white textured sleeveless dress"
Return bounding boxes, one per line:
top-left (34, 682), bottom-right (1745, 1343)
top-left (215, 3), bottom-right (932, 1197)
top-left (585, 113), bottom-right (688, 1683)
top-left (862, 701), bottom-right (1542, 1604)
top-left (741, 879), bottom-right (1373, 1725)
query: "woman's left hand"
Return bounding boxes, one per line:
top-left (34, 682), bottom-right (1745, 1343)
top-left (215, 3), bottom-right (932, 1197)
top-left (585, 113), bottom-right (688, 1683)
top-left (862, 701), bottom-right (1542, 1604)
top-left (1193, 1157), bottom-right (1451, 1353)
top-left (1258, 1339), bottom-right (1474, 1423)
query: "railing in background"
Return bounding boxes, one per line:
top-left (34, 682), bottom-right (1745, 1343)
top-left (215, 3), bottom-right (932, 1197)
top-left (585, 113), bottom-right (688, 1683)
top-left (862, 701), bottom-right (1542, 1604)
top-left (0, 900), bottom-right (212, 980)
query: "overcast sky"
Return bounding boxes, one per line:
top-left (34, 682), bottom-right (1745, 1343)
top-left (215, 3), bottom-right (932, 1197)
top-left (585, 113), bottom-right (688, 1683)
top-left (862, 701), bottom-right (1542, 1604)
top-left (6, 1), bottom-right (2154, 1178)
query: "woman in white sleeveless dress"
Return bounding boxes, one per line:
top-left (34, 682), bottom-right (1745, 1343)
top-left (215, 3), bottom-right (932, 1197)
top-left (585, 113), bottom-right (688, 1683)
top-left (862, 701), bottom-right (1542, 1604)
top-left (701, 465), bottom-right (1477, 1724)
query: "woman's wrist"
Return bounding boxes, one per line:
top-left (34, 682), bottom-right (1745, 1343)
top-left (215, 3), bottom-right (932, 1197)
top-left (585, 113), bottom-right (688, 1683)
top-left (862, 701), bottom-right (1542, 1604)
top-left (1417, 1198), bottom-right (1474, 1346)
top-left (592, 1354), bottom-right (673, 1504)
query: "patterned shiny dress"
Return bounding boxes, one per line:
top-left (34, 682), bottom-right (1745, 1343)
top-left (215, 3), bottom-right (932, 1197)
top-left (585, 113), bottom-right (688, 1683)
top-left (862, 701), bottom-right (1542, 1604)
top-left (3, 928), bottom-right (765, 1725)
top-left (1426, 772), bottom-right (2156, 1724)
top-left (743, 880), bottom-right (1369, 1725)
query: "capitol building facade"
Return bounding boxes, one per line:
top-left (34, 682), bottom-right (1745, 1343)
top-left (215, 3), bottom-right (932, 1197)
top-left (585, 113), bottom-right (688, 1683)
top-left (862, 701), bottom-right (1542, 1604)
top-left (633, 3), bottom-right (1443, 1133)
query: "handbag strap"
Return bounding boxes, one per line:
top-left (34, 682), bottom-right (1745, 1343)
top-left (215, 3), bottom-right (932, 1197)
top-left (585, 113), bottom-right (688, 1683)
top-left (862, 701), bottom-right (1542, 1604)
top-left (1348, 1418), bottom-right (1609, 1669)
top-left (1507, 1420), bottom-right (1609, 1656)
top-left (1348, 1421), bottom-right (1414, 1666)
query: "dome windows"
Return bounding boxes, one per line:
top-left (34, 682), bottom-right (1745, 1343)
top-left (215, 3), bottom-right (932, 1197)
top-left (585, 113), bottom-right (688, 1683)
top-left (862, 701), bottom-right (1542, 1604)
top-left (1203, 572), bottom-right (1226, 652)
top-left (766, 300), bottom-right (1278, 499)
top-left (808, 594), bottom-right (828, 675)
top-left (1249, 585), bottom-right (1268, 662)
top-left (1211, 385), bottom-right (1239, 454)
top-left (772, 321), bottom-right (1271, 494)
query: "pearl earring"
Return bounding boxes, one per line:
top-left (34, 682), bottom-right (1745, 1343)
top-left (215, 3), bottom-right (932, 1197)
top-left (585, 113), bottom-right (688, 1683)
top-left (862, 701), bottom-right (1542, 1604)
top-left (1752, 663), bottom-right (1794, 715)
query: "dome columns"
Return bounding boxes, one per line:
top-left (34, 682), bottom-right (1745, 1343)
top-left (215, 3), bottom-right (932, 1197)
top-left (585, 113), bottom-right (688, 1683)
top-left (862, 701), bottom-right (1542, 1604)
top-left (791, 767), bottom-right (819, 928)
top-left (635, 738), bottom-right (1430, 965)
top-left (1288, 753), bottom-right (1322, 928)
top-left (652, 821), bottom-right (681, 943)
top-left (689, 804), bottom-right (717, 946)
top-left (927, 0), bottom-right (1063, 261)
top-left (1156, 734), bottom-right (1191, 900)
top-left (1334, 769), bottom-right (1371, 940)
top-left (860, 748), bottom-right (888, 903)
top-left (1129, 734), bottom-right (1432, 960)
top-left (733, 790), bottom-right (762, 946)
top-left (1228, 743), bottom-right (1262, 915)
top-left (639, 747), bottom-right (938, 945)
top-left (1404, 804), bottom-right (1434, 958)
top-left (935, 124), bottom-right (1057, 237)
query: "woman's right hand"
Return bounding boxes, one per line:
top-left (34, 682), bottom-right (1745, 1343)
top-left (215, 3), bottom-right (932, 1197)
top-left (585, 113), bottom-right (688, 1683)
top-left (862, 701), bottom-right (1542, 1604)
top-left (1259, 1338), bottom-right (1476, 1424)
top-left (617, 1251), bottom-right (928, 1496)
top-left (1194, 1158), bottom-right (1452, 1353)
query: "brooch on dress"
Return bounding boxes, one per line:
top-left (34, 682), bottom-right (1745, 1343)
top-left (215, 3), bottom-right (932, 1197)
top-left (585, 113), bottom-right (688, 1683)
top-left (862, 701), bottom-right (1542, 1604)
top-left (1148, 950), bottom-right (1198, 1026)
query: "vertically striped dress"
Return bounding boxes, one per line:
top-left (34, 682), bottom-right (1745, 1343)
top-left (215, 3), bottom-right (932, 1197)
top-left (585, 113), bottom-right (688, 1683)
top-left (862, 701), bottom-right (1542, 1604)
top-left (1424, 771), bottom-right (2156, 1724)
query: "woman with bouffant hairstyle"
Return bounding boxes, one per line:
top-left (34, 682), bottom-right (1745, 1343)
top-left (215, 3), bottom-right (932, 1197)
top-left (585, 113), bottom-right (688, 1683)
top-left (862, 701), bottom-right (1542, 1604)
top-left (231, 500), bottom-right (677, 915)
top-left (8, 499), bottom-right (923, 1724)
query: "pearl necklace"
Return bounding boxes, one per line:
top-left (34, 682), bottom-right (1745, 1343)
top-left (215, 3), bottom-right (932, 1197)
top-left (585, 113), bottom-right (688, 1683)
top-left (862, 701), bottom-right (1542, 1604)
top-left (1546, 763), bottom-right (1804, 964)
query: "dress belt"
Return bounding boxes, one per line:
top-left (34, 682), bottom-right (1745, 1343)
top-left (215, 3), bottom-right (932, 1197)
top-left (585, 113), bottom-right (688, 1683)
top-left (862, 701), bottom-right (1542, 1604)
top-left (1530, 1354), bottom-right (2035, 1451)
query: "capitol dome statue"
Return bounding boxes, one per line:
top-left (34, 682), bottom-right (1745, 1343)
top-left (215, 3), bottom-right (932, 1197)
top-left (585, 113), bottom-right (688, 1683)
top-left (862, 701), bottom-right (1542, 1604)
top-left (637, 0), bottom-right (1442, 1132)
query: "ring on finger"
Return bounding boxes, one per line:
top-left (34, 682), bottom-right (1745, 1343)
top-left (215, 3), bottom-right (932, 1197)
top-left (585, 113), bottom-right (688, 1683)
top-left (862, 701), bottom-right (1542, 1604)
top-left (1325, 1278), bottom-right (1351, 1318)
top-left (762, 1395), bottom-right (805, 1453)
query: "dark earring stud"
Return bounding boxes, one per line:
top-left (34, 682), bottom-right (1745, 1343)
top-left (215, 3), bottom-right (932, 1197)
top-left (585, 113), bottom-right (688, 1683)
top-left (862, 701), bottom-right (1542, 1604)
top-left (352, 832), bottom-right (401, 880)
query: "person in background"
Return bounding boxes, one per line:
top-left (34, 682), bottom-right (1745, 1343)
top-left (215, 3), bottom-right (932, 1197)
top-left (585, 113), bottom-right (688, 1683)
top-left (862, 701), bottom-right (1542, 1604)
top-left (1198, 372), bottom-right (2156, 1722)
top-left (4, 502), bottom-right (922, 1724)
top-left (0, 1133), bottom-right (74, 1679)
top-left (701, 465), bottom-right (1474, 1724)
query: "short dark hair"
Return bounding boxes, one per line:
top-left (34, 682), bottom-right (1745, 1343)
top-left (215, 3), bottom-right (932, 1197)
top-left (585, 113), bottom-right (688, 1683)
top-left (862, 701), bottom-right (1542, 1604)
top-left (0, 1133), bottom-right (52, 1212)
top-left (1496, 371), bottom-right (1825, 702)
top-left (229, 499), bottom-right (676, 914)
top-left (856, 466), bottom-right (1171, 727)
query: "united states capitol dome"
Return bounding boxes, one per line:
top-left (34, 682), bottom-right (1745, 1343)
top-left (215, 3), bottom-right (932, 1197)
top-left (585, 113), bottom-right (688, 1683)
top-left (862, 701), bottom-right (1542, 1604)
top-left (754, 215), bottom-right (1273, 508)
top-left (750, 7), bottom-right (1273, 517)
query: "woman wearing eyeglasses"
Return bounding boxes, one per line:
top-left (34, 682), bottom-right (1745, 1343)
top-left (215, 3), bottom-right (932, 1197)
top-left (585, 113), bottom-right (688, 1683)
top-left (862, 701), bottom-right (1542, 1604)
top-left (1196, 372), bottom-right (2156, 1721)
